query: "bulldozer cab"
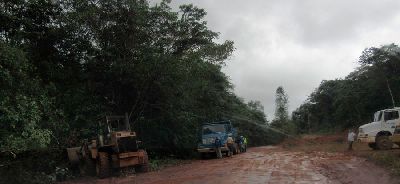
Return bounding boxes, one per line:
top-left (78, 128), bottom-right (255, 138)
top-left (98, 114), bottom-right (131, 139)
top-left (97, 113), bottom-right (139, 153)
top-left (105, 114), bottom-right (131, 132)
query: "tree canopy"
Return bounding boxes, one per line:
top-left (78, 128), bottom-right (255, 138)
top-left (0, 0), bottom-right (278, 156)
top-left (1, 0), bottom-right (281, 182)
top-left (293, 44), bottom-right (400, 133)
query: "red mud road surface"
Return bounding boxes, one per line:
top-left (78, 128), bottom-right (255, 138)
top-left (65, 146), bottom-right (398, 184)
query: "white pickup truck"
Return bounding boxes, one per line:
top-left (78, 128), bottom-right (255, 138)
top-left (358, 107), bottom-right (400, 150)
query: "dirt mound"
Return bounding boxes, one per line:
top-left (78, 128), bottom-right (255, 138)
top-left (281, 134), bottom-right (345, 148)
top-left (305, 134), bottom-right (345, 143)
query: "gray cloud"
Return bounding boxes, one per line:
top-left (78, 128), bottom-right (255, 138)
top-left (162, 0), bottom-right (400, 119)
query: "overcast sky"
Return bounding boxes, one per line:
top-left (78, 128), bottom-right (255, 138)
top-left (161, 0), bottom-right (400, 119)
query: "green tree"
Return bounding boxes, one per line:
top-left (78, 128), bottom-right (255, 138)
top-left (0, 42), bottom-right (53, 153)
top-left (273, 86), bottom-right (289, 123)
top-left (271, 86), bottom-right (296, 134)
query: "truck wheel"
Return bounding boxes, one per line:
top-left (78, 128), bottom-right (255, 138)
top-left (376, 136), bottom-right (393, 150)
top-left (136, 162), bottom-right (149, 173)
top-left (96, 152), bottom-right (111, 178)
top-left (80, 157), bottom-right (96, 176)
top-left (368, 143), bottom-right (378, 150)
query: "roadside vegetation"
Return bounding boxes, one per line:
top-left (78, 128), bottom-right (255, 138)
top-left (292, 44), bottom-right (400, 133)
top-left (0, 0), bottom-right (283, 183)
top-left (269, 43), bottom-right (400, 135)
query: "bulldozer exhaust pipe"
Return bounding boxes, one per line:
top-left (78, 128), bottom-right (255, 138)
top-left (125, 112), bottom-right (130, 130)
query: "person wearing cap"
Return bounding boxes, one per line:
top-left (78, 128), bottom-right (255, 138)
top-left (227, 136), bottom-right (234, 156)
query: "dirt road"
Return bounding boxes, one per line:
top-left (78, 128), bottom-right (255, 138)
top-left (66, 146), bottom-right (398, 184)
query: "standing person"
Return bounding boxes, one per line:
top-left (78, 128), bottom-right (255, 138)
top-left (239, 136), bottom-right (244, 153)
top-left (235, 136), bottom-right (242, 153)
top-left (227, 136), bottom-right (234, 156)
top-left (347, 129), bottom-right (356, 151)
top-left (243, 137), bottom-right (247, 152)
top-left (214, 137), bottom-right (222, 158)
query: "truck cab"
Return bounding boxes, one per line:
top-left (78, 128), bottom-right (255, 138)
top-left (197, 121), bottom-right (238, 157)
top-left (358, 107), bottom-right (400, 150)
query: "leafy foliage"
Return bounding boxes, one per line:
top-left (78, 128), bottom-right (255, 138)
top-left (293, 44), bottom-right (400, 133)
top-left (0, 42), bottom-right (53, 153)
top-left (0, 1), bottom-right (273, 182)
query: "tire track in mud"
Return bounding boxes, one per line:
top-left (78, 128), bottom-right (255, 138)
top-left (135, 147), bottom-right (337, 184)
top-left (64, 146), bottom-right (398, 184)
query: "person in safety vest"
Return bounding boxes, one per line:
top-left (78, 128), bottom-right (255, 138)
top-left (243, 136), bottom-right (248, 152)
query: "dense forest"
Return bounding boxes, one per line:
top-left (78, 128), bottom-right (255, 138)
top-left (0, 0), bottom-right (284, 183)
top-left (2, 0), bottom-right (399, 183)
top-left (293, 44), bottom-right (400, 133)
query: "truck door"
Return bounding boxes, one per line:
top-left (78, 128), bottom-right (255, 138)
top-left (383, 110), bottom-right (400, 133)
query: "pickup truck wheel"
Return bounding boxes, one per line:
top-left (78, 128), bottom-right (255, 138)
top-left (368, 143), bottom-right (378, 150)
top-left (376, 136), bottom-right (393, 150)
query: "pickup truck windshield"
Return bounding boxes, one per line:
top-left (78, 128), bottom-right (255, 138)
top-left (202, 124), bottom-right (226, 135)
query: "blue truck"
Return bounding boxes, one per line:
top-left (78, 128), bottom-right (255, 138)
top-left (197, 120), bottom-right (239, 157)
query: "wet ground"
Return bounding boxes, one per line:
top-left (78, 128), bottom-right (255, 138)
top-left (65, 146), bottom-right (398, 184)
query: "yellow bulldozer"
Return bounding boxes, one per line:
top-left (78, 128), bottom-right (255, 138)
top-left (67, 114), bottom-right (149, 178)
